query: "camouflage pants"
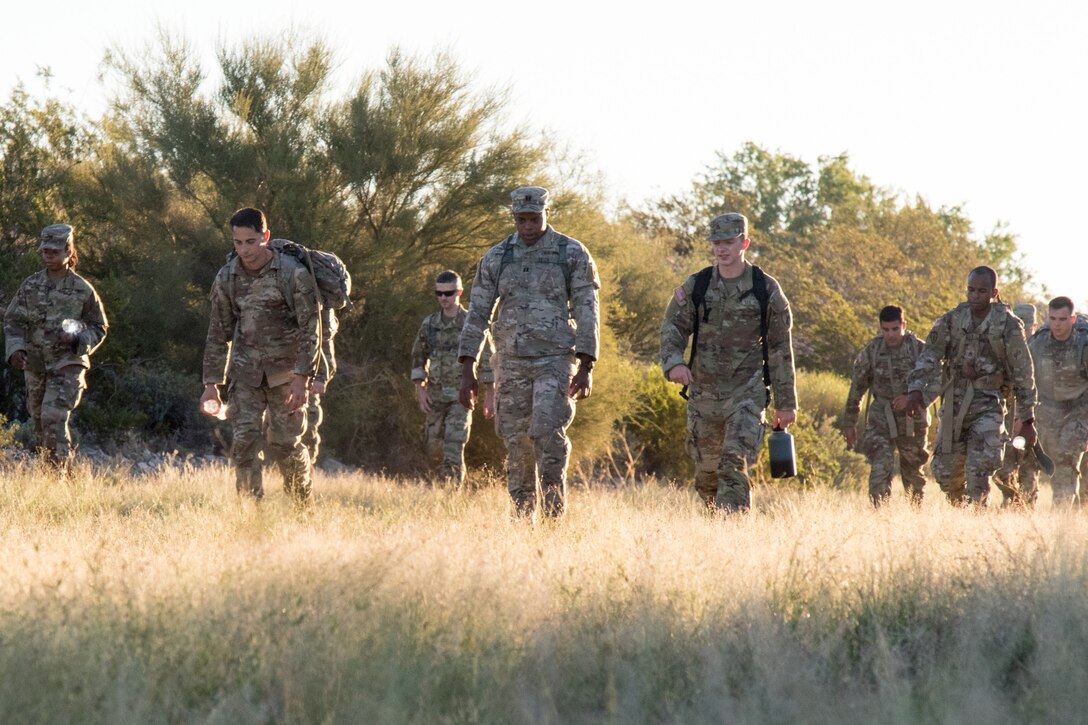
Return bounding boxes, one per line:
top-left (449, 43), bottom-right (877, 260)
top-left (24, 365), bottom-right (86, 465)
top-left (230, 379), bottom-right (311, 501)
top-left (1025, 399), bottom-right (1088, 507)
top-left (423, 393), bottom-right (472, 484)
top-left (859, 404), bottom-right (929, 506)
top-left (686, 390), bottom-right (766, 512)
top-left (495, 353), bottom-right (577, 517)
top-left (994, 445), bottom-right (1039, 507)
top-left (931, 393), bottom-right (1005, 505)
top-left (302, 393), bottom-right (323, 463)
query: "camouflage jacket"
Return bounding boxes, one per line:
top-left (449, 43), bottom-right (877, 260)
top-left (908, 302), bottom-right (1036, 423)
top-left (458, 227), bottom-right (601, 363)
top-left (202, 250), bottom-right (320, 388)
top-left (1029, 328), bottom-right (1088, 404)
top-left (4, 269), bottom-right (108, 373)
top-left (660, 262), bottom-right (797, 410)
top-left (843, 332), bottom-right (925, 429)
top-left (412, 306), bottom-right (494, 398)
top-left (315, 307), bottom-right (338, 384)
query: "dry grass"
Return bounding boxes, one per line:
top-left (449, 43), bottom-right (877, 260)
top-left (1, 462), bottom-right (1087, 723)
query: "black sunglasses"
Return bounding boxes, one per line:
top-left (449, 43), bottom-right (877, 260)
top-left (435, 290), bottom-right (459, 297)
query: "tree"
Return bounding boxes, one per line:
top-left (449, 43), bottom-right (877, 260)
top-left (630, 144), bottom-right (1037, 374)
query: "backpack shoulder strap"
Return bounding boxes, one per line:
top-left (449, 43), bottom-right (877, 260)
top-left (495, 234), bottom-right (517, 283)
top-left (222, 258), bottom-right (241, 319)
top-left (275, 250), bottom-right (298, 318)
top-left (691, 265), bottom-right (714, 322)
top-left (989, 305), bottom-right (1009, 365)
top-left (750, 264), bottom-right (772, 405)
top-left (679, 266), bottom-right (714, 400)
top-left (554, 232), bottom-right (572, 297)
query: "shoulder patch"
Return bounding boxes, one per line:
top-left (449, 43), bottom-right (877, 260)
top-left (587, 259), bottom-right (601, 288)
top-left (674, 287), bottom-right (687, 305)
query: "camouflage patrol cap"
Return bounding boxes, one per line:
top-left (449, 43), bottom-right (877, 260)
top-left (511, 186), bottom-right (549, 213)
top-left (707, 213), bottom-right (748, 242)
top-left (39, 223), bottom-right (74, 250)
top-left (1012, 302), bottom-right (1037, 327)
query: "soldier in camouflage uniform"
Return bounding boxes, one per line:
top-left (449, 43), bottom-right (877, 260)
top-left (200, 208), bottom-right (319, 502)
top-left (842, 305), bottom-right (929, 507)
top-left (905, 267), bottom-right (1037, 506)
top-left (411, 271), bottom-right (494, 484)
top-left (994, 302), bottom-right (1039, 505)
top-left (4, 224), bottom-right (108, 468)
top-left (302, 307), bottom-right (337, 464)
top-left (1022, 297), bottom-right (1088, 506)
top-left (660, 213), bottom-right (797, 512)
top-left (458, 187), bottom-right (600, 518)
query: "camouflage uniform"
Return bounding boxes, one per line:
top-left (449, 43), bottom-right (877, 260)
top-left (411, 305), bottom-right (494, 483)
top-left (459, 189), bottom-right (601, 516)
top-left (1024, 327), bottom-right (1088, 506)
top-left (660, 258), bottom-right (797, 511)
top-left (843, 333), bottom-right (929, 506)
top-left (994, 303), bottom-right (1038, 505)
top-left (302, 307), bottom-right (337, 463)
top-left (203, 250), bottom-right (319, 501)
top-left (4, 228), bottom-right (108, 466)
top-left (907, 302), bottom-right (1036, 505)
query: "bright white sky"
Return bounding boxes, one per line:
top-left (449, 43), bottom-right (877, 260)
top-left (4, 0), bottom-right (1087, 306)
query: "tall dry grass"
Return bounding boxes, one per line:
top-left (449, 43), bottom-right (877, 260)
top-left (1, 462), bottom-right (1086, 723)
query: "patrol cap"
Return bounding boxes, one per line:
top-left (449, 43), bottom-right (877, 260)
top-left (1012, 302), bottom-right (1036, 326)
top-left (707, 213), bottom-right (748, 242)
top-left (511, 186), bottom-right (549, 213)
top-left (39, 223), bottom-right (74, 251)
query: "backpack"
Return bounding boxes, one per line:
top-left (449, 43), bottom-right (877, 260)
top-left (224, 240), bottom-right (352, 316)
top-left (679, 264), bottom-right (771, 405)
top-left (222, 240), bottom-right (351, 375)
top-left (269, 239), bottom-right (352, 311)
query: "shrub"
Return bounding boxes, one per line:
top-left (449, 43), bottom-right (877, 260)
top-left (625, 366), bottom-right (867, 489)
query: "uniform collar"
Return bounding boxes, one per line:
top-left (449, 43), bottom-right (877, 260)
top-left (514, 226), bottom-right (556, 248)
top-left (954, 301), bottom-right (1000, 331)
top-left (437, 305), bottom-right (467, 323)
top-left (714, 261), bottom-right (751, 284)
top-left (232, 249), bottom-right (278, 276)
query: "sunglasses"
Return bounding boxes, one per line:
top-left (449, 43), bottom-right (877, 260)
top-left (435, 290), bottom-right (460, 297)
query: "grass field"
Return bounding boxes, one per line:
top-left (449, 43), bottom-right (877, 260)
top-left (1, 462), bottom-right (1086, 724)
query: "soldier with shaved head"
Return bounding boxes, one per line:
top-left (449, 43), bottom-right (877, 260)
top-left (905, 266), bottom-right (1037, 506)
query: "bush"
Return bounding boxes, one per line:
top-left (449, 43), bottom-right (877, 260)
top-left (79, 361), bottom-right (208, 444)
top-left (755, 369), bottom-right (867, 490)
top-left (0, 414), bottom-right (19, 451)
top-left (621, 366), bottom-right (692, 481)
top-left (625, 366), bottom-right (867, 490)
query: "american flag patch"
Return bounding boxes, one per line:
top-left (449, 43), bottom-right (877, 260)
top-left (674, 287), bottom-right (687, 305)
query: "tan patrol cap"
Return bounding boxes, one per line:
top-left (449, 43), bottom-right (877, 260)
top-left (511, 186), bottom-right (549, 213)
top-left (707, 213), bottom-right (748, 242)
top-left (1012, 302), bottom-right (1036, 327)
top-left (39, 223), bottom-right (74, 250)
